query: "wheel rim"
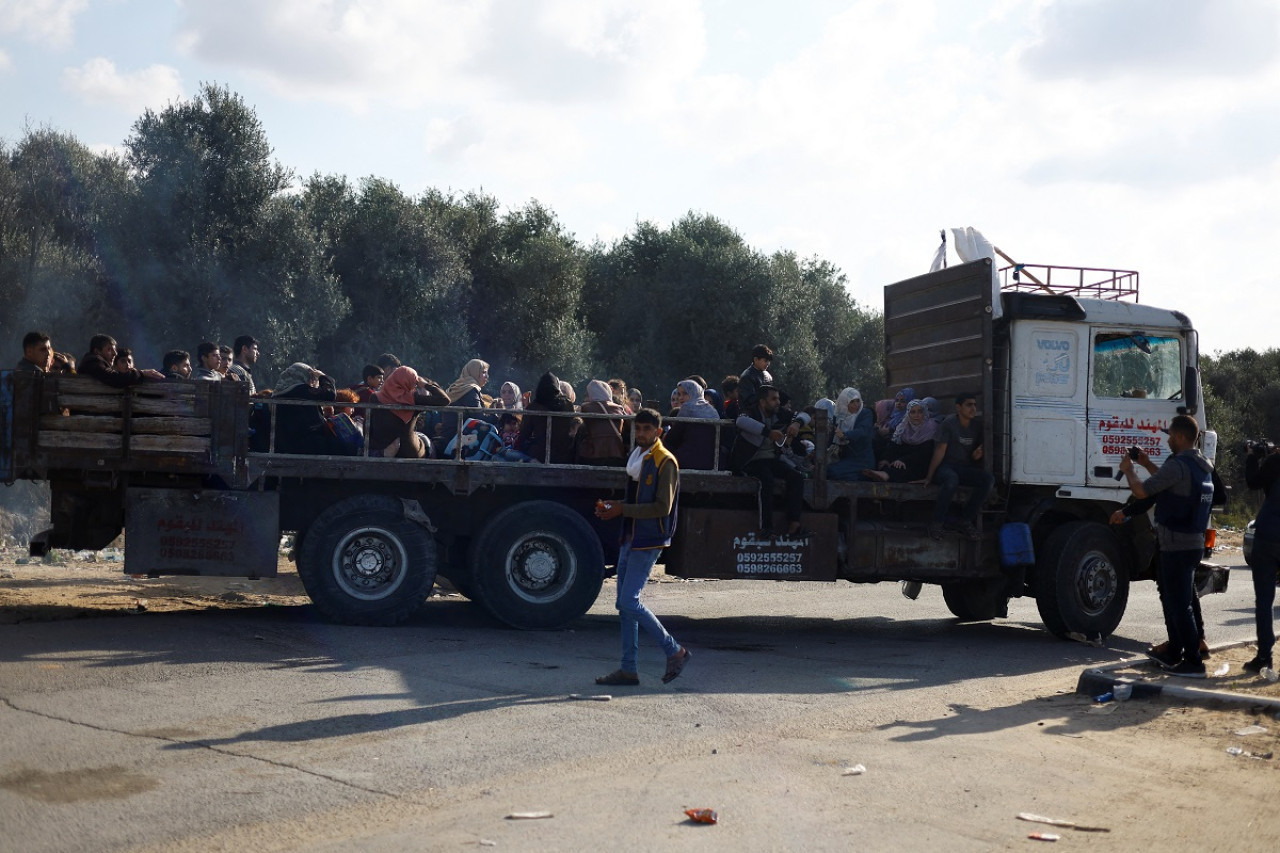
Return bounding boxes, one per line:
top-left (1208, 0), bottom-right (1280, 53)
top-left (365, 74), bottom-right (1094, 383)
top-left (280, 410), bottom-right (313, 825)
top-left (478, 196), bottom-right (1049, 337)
top-left (332, 526), bottom-right (409, 601)
top-left (504, 532), bottom-right (578, 604)
top-left (1075, 549), bottom-right (1118, 616)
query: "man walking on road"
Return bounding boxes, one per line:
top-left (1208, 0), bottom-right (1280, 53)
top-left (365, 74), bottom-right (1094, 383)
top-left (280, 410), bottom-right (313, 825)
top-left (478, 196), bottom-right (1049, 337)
top-left (594, 408), bottom-right (691, 686)
top-left (1117, 414), bottom-right (1215, 678)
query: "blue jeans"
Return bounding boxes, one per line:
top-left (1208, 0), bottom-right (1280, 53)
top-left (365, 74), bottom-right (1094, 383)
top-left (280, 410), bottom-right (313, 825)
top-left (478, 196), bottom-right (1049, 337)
top-left (1158, 548), bottom-right (1202, 660)
top-left (1247, 534), bottom-right (1280, 657)
top-left (615, 542), bottom-right (680, 672)
top-left (932, 464), bottom-right (995, 524)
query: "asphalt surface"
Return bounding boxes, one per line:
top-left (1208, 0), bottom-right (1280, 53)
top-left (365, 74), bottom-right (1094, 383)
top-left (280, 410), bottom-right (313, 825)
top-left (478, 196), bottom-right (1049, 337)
top-left (0, 554), bottom-right (1265, 852)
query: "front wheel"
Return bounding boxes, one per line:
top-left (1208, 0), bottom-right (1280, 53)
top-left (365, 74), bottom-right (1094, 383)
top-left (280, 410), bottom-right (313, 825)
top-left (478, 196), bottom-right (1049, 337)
top-left (1035, 520), bottom-right (1129, 639)
top-left (470, 501), bottom-right (604, 629)
top-left (297, 494), bottom-right (438, 625)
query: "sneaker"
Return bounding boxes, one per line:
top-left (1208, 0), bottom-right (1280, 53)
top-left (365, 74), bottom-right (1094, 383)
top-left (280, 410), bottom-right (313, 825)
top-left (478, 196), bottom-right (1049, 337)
top-left (1145, 644), bottom-right (1180, 668)
top-left (1243, 654), bottom-right (1274, 674)
top-left (662, 647), bottom-right (691, 684)
top-left (1161, 657), bottom-right (1207, 678)
top-left (595, 669), bottom-right (639, 686)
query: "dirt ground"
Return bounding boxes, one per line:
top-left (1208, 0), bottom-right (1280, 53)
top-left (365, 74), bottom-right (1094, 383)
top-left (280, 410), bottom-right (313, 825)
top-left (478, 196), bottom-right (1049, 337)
top-left (3, 536), bottom-right (1278, 812)
top-left (0, 544), bottom-right (312, 624)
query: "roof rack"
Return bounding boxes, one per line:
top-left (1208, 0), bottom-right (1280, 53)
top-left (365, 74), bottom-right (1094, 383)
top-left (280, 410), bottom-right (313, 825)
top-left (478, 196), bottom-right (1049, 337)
top-left (995, 253), bottom-right (1140, 303)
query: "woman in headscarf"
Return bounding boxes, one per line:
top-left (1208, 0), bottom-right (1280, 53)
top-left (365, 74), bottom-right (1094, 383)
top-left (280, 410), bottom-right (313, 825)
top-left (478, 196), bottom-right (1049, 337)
top-left (664, 378), bottom-right (722, 470)
top-left (828, 387), bottom-right (883, 481)
top-left (517, 371), bottom-right (578, 463)
top-left (440, 358), bottom-right (490, 446)
top-left (272, 362), bottom-right (344, 456)
top-left (921, 396), bottom-right (943, 422)
top-left (626, 387), bottom-right (644, 415)
top-left (367, 365), bottom-right (450, 458)
top-left (496, 380), bottom-right (523, 411)
top-left (877, 399), bottom-right (938, 482)
top-left (873, 398), bottom-right (895, 428)
top-left (885, 387), bottom-right (917, 431)
top-left (575, 379), bottom-right (628, 466)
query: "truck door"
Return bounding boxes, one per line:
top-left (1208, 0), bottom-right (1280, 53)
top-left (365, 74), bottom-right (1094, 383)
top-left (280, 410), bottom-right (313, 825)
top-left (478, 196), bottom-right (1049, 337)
top-left (1009, 322), bottom-right (1087, 485)
top-left (1084, 329), bottom-right (1185, 486)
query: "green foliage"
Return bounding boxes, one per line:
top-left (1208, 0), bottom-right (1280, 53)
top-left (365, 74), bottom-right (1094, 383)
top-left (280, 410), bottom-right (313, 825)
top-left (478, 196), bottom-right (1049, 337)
top-left (308, 176), bottom-right (470, 384)
top-left (107, 82), bottom-right (345, 377)
top-left (0, 128), bottom-right (127, 352)
top-left (2, 82), bottom-right (883, 410)
top-left (581, 214), bottom-right (882, 404)
top-left (1201, 348), bottom-right (1280, 517)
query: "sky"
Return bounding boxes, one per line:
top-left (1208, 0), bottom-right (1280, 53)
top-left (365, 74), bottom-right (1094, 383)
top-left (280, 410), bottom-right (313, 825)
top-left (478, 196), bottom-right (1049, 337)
top-left (1, 0), bottom-right (1277, 356)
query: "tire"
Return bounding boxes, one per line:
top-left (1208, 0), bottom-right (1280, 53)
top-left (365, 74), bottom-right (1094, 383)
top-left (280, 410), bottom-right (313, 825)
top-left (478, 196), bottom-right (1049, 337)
top-left (1035, 520), bottom-right (1129, 639)
top-left (297, 494), bottom-right (438, 626)
top-left (470, 500), bottom-right (605, 630)
top-left (941, 578), bottom-right (1010, 622)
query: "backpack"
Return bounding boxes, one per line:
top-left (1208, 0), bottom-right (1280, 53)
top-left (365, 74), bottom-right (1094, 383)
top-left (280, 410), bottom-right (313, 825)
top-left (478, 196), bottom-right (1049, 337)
top-left (326, 413), bottom-right (364, 457)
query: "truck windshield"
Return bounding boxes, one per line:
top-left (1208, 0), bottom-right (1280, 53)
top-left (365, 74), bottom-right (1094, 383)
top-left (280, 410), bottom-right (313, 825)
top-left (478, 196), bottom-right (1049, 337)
top-left (1092, 332), bottom-right (1182, 399)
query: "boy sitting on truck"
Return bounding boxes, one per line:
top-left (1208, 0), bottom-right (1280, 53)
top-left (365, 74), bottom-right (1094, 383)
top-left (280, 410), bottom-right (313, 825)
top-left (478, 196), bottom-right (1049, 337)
top-left (920, 393), bottom-right (994, 540)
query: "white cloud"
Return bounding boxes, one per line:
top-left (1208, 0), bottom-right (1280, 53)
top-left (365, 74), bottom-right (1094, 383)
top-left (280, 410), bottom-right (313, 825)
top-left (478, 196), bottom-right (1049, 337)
top-left (61, 58), bottom-right (185, 114)
top-left (0, 50), bottom-right (11, 73)
top-left (175, 0), bottom-right (704, 109)
top-left (0, 0), bottom-right (88, 47)
top-left (1023, 0), bottom-right (1280, 80)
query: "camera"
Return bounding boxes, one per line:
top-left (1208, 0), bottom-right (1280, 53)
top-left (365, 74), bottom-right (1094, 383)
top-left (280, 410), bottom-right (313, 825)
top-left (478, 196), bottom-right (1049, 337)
top-left (1245, 439), bottom-right (1275, 457)
top-left (1128, 446), bottom-right (1142, 461)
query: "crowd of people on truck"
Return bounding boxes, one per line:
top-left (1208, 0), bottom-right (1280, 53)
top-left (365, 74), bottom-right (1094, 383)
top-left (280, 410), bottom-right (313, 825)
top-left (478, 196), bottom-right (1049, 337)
top-left (14, 330), bottom-right (992, 537)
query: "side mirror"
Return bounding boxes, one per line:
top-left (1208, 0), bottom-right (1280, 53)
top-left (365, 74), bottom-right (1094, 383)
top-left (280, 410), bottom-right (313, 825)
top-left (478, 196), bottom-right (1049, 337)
top-left (1182, 365), bottom-right (1199, 416)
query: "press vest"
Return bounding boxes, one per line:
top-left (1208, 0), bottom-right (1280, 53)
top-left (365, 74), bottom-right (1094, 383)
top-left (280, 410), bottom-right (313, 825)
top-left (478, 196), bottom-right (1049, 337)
top-left (1154, 455), bottom-right (1214, 536)
top-left (626, 440), bottom-right (680, 550)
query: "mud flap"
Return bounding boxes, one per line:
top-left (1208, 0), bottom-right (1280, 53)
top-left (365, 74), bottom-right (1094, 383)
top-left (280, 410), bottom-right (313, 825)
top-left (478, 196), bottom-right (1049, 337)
top-left (125, 488), bottom-right (280, 577)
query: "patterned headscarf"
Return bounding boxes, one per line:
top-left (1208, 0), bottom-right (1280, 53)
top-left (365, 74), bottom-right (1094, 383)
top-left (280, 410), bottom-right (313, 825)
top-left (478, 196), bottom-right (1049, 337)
top-left (892, 399), bottom-right (938, 445)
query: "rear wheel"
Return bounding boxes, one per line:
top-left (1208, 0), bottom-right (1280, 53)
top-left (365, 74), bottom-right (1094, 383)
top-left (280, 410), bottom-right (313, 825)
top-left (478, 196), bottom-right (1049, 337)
top-left (470, 501), bottom-right (604, 629)
top-left (1035, 520), bottom-right (1129, 639)
top-left (941, 578), bottom-right (1010, 621)
top-left (297, 494), bottom-right (438, 625)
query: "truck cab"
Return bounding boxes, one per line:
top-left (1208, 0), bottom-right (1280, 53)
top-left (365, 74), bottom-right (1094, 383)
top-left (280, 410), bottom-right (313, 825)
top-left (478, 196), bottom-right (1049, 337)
top-left (885, 257), bottom-right (1224, 640)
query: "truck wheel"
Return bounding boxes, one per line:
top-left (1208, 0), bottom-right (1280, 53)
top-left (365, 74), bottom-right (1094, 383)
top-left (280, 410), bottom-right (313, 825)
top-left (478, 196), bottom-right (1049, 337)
top-left (941, 579), bottom-right (1009, 622)
top-left (1035, 520), bottom-right (1129, 639)
top-left (470, 500), bottom-right (604, 630)
top-left (297, 494), bottom-right (438, 626)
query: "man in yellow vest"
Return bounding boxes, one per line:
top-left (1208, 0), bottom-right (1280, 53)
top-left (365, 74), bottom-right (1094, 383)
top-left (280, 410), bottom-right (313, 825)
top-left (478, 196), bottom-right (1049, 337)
top-left (594, 408), bottom-right (691, 686)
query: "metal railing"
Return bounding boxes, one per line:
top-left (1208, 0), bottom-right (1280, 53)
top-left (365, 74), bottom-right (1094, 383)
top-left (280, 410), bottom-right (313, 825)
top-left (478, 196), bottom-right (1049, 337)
top-left (998, 263), bottom-right (1140, 302)
top-left (250, 396), bottom-right (743, 473)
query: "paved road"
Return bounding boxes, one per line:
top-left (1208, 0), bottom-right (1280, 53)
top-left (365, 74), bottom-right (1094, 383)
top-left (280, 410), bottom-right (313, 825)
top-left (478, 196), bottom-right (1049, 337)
top-left (0, 555), bottom-right (1263, 851)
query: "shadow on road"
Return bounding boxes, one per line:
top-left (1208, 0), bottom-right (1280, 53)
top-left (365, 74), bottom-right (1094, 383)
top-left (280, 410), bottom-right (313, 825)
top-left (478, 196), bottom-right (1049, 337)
top-left (0, 589), bottom-right (1170, 750)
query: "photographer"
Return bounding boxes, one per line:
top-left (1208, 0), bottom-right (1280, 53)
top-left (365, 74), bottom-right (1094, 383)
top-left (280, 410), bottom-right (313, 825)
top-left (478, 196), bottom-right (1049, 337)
top-left (1243, 440), bottom-right (1280, 673)
top-left (1116, 415), bottom-right (1215, 677)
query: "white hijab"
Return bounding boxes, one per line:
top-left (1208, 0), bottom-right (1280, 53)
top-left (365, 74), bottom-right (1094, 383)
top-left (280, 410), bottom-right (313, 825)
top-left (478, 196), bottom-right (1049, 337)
top-left (834, 387), bottom-right (863, 433)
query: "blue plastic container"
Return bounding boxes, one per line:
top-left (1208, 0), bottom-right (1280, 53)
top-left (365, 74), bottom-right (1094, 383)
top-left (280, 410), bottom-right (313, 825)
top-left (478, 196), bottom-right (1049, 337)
top-left (999, 522), bottom-right (1035, 567)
